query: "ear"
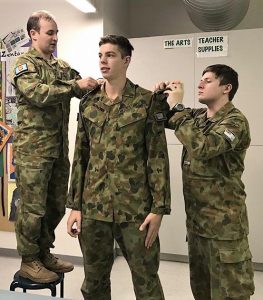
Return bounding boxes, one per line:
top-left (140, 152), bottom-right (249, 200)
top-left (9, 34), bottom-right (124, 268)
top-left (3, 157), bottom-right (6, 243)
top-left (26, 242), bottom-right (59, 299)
top-left (30, 29), bottom-right (38, 41)
top-left (223, 83), bottom-right (232, 95)
top-left (124, 56), bottom-right (131, 65)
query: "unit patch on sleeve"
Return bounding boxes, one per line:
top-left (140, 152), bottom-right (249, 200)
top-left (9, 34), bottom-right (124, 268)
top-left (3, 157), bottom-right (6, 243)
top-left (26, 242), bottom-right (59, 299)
top-left (15, 63), bottom-right (28, 76)
top-left (154, 112), bottom-right (167, 122)
top-left (224, 129), bottom-right (235, 142)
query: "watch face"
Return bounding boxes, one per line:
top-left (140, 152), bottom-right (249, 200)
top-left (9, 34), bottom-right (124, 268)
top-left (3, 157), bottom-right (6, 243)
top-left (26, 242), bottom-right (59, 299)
top-left (173, 103), bottom-right (185, 112)
top-left (177, 103), bottom-right (184, 110)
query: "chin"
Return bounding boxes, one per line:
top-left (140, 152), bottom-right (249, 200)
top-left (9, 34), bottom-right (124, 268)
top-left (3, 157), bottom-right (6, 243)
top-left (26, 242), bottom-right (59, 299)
top-left (199, 98), bottom-right (208, 105)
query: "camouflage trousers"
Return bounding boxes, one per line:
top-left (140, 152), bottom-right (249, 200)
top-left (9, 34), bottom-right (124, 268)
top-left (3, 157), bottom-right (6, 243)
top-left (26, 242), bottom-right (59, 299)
top-left (15, 155), bottom-right (69, 257)
top-left (79, 219), bottom-right (165, 300)
top-left (187, 232), bottom-right (255, 300)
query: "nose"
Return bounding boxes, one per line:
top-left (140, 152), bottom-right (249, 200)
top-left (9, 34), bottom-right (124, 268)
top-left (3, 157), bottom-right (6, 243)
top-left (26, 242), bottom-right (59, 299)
top-left (100, 56), bottom-right (107, 64)
top-left (53, 33), bottom-right (58, 41)
top-left (198, 81), bottom-right (204, 89)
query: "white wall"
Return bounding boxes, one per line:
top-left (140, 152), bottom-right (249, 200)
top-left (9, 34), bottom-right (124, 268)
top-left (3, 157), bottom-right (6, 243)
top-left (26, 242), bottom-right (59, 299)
top-left (129, 29), bottom-right (263, 263)
top-left (0, 0), bottom-right (103, 257)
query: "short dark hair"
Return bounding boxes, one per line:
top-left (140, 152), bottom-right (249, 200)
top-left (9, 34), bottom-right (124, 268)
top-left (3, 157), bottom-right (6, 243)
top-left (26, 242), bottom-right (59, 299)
top-left (99, 35), bottom-right (134, 58)
top-left (202, 64), bottom-right (239, 101)
top-left (27, 10), bottom-right (56, 38)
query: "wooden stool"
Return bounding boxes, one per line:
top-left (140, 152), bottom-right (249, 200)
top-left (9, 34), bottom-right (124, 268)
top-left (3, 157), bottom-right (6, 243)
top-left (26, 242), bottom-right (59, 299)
top-left (10, 271), bottom-right (64, 298)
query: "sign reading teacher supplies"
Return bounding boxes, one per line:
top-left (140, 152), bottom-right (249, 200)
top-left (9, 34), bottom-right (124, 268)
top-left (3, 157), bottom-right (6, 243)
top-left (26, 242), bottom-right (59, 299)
top-left (196, 35), bottom-right (228, 57)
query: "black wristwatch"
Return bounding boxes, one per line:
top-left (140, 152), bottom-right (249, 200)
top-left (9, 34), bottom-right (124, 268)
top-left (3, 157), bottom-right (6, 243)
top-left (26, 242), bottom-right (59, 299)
top-left (171, 103), bottom-right (185, 113)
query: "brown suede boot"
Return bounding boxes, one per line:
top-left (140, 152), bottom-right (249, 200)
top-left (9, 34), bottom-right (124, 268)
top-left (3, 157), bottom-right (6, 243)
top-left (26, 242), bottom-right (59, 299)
top-left (19, 260), bottom-right (59, 283)
top-left (41, 252), bottom-right (74, 273)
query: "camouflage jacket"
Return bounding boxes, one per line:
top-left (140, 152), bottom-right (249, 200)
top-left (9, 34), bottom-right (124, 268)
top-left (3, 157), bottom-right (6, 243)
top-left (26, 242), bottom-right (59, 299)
top-left (67, 79), bottom-right (171, 223)
top-left (12, 47), bottom-right (83, 161)
top-left (168, 102), bottom-right (250, 240)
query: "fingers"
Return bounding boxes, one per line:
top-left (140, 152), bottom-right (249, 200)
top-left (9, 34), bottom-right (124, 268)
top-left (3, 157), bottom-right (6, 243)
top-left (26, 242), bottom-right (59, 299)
top-left (97, 78), bottom-right (105, 85)
top-left (167, 80), bottom-right (184, 91)
top-left (153, 81), bottom-right (170, 92)
top-left (144, 225), bottom-right (158, 249)
top-left (153, 80), bottom-right (184, 96)
top-left (86, 77), bottom-right (99, 90)
top-left (76, 77), bottom-right (98, 90)
top-left (139, 219), bottom-right (148, 232)
top-left (166, 81), bottom-right (184, 108)
top-left (140, 213), bottom-right (163, 249)
top-left (139, 216), bottom-right (155, 248)
top-left (67, 210), bottom-right (81, 238)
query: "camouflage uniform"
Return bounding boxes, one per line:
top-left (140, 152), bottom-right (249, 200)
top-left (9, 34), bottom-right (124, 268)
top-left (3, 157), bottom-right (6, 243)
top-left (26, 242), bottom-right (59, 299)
top-left (13, 47), bottom-right (84, 258)
top-left (67, 79), bottom-right (171, 300)
top-left (167, 101), bottom-right (255, 299)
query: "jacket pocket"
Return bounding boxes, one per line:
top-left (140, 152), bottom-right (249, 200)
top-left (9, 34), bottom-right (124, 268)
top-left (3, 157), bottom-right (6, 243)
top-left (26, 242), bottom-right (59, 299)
top-left (82, 105), bottom-right (107, 143)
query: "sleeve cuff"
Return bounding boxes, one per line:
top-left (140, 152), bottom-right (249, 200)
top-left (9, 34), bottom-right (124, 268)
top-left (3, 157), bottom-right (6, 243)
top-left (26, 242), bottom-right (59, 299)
top-left (151, 207), bottom-right (171, 215)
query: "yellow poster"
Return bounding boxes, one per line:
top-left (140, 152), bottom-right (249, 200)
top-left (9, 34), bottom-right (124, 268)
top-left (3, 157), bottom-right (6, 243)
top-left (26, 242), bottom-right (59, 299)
top-left (8, 182), bottom-right (17, 222)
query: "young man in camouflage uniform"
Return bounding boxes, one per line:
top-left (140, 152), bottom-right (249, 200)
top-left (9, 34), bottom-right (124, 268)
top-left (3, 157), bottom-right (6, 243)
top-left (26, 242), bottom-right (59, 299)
top-left (12, 11), bottom-right (98, 283)
top-left (67, 35), bottom-right (171, 300)
top-left (156, 64), bottom-right (255, 299)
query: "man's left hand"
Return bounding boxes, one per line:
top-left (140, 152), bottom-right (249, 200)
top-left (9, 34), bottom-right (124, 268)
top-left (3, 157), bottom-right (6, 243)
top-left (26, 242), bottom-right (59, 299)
top-left (139, 213), bottom-right (163, 249)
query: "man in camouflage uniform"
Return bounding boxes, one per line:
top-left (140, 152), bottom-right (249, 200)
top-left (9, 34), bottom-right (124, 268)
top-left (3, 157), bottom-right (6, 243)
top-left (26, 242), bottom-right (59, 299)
top-left (67, 35), bottom-right (171, 300)
top-left (156, 64), bottom-right (255, 299)
top-left (12, 11), bottom-right (98, 283)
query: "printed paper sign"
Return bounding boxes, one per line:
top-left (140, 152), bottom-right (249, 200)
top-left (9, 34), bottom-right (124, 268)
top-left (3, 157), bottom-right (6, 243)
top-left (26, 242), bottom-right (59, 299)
top-left (196, 35), bottom-right (228, 57)
top-left (164, 38), bottom-right (193, 49)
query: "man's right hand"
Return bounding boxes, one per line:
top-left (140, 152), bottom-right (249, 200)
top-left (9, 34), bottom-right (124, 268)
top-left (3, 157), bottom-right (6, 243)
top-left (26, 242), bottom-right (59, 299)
top-left (154, 80), bottom-right (184, 109)
top-left (67, 209), bottom-right (81, 238)
top-left (76, 77), bottom-right (99, 91)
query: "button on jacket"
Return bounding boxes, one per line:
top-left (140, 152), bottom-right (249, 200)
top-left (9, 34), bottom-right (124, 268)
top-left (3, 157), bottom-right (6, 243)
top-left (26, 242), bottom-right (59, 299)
top-left (67, 79), bottom-right (171, 223)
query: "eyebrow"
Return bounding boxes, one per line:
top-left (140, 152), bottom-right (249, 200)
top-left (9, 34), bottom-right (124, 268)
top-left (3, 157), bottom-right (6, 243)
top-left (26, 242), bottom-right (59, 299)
top-left (46, 29), bottom-right (58, 33)
top-left (99, 51), bottom-right (116, 55)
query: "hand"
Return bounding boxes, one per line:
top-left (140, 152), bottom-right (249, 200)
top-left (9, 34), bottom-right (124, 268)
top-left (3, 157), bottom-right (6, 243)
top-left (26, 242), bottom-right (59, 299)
top-left (153, 81), bottom-right (171, 92)
top-left (76, 76), bottom-right (98, 91)
top-left (139, 213), bottom-right (163, 249)
top-left (97, 78), bottom-right (105, 85)
top-left (67, 209), bottom-right (81, 238)
top-left (165, 81), bottom-right (184, 109)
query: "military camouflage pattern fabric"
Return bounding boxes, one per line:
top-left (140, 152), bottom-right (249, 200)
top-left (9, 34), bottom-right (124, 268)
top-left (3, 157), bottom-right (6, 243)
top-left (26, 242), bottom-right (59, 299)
top-left (168, 102), bottom-right (251, 240)
top-left (67, 79), bottom-right (171, 223)
top-left (79, 219), bottom-right (164, 300)
top-left (15, 155), bottom-right (69, 256)
top-left (12, 47), bottom-right (83, 257)
top-left (13, 47), bottom-right (83, 159)
top-left (188, 232), bottom-right (255, 299)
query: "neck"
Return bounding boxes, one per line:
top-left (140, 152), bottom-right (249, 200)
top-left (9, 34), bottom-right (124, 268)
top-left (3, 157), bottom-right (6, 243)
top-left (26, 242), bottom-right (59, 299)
top-left (206, 97), bottom-right (229, 118)
top-left (105, 77), bottom-right (127, 100)
top-left (32, 46), bottom-right (52, 60)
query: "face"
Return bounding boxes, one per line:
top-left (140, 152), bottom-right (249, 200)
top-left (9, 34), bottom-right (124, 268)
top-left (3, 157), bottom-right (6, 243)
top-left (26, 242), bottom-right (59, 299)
top-left (30, 18), bottom-right (58, 59)
top-left (99, 43), bottom-right (130, 80)
top-left (198, 71), bottom-right (229, 105)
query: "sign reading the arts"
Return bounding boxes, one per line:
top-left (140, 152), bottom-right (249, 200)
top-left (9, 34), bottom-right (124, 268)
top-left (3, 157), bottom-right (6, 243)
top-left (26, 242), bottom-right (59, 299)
top-left (164, 38), bottom-right (193, 49)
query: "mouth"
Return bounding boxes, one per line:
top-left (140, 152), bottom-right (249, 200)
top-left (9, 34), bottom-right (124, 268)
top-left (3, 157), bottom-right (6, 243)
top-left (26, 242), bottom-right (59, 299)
top-left (101, 67), bottom-right (109, 72)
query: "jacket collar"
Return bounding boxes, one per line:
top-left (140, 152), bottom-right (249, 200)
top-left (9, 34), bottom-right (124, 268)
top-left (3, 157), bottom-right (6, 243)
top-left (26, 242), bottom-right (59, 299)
top-left (28, 47), bottom-right (57, 65)
top-left (208, 101), bottom-right (236, 123)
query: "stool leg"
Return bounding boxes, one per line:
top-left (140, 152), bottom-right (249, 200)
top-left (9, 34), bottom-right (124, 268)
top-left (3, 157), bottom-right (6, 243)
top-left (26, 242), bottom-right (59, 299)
top-left (10, 281), bottom-right (17, 291)
top-left (49, 284), bottom-right (56, 297)
top-left (60, 278), bottom-right (64, 298)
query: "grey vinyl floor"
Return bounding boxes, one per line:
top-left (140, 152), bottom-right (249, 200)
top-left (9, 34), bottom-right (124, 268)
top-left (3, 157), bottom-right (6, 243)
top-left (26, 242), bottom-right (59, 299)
top-left (0, 255), bottom-right (262, 299)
